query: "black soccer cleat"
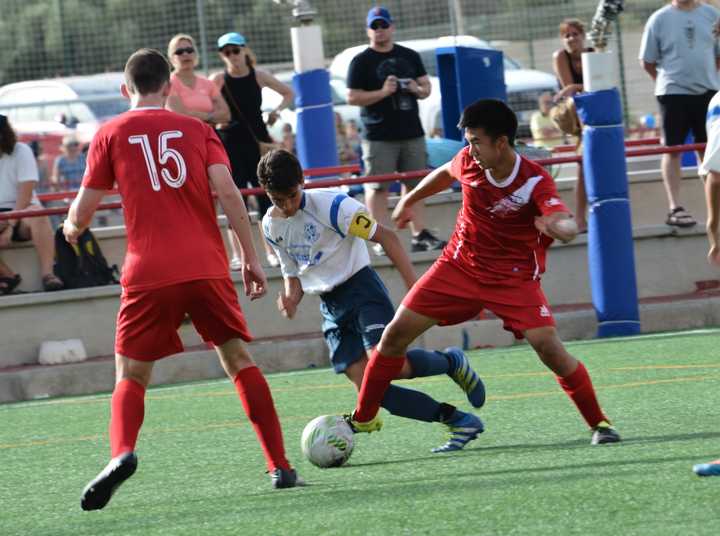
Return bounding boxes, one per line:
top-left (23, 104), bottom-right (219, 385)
top-left (81, 452), bottom-right (138, 511)
top-left (270, 467), bottom-right (305, 489)
top-left (411, 229), bottom-right (447, 253)
top-left (591, 421), bottom-right (621, 445)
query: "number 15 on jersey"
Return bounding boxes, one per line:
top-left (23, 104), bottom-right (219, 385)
top-left (129, 131), bottom-right (187, 191)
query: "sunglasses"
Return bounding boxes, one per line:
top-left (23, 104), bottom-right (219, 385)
top-left (173, 47), bottom-right (195, 56)
top-left (370, 20), bottom-right (390, 30)
top-left (221, 46), bottom-right (244, 56)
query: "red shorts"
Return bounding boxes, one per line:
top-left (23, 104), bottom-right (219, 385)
top-left (402, 259), bottom-right (555, 339)
top-left (115, 277), bottom-right (252, 361)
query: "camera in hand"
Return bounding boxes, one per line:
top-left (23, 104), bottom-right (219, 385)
top-left (392, 78), bottom-right (415, 111)
top-left (397, 78), bottom-right (412, 92)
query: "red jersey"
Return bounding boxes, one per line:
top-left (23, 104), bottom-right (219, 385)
top-left (83, 108), bottom-right (231, 291)
top-left (443, 146), bottom-right (570, 284)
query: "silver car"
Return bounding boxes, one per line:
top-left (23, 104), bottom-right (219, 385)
top-left (0, 72), bottom-right (129, 145)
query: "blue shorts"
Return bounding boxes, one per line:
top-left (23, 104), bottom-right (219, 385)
top-left (319, 266), bottom-right (395, 373)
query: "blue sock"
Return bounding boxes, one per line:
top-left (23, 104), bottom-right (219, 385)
top-left (381, 386), bottom-right (458, 423)
top-left (406, 348), bottom-right (450, 378)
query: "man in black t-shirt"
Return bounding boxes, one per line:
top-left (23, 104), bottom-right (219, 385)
top-left (347, 6), bottom-right (446, 255)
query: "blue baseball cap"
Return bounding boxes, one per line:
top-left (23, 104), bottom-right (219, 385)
top-left (217, 32), bottom-right (246, 50)
top-left (366, 6), bottom-right (392, 28)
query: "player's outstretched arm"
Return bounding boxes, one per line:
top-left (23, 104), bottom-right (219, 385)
top-left (371, 224), bottom-right (417, 290)
top-left (277, 276), bottom-right (303, 319)
top-left (208, 163), bottom-right (267, 299)
top-left (705, 170), bottom-right (720, 266)
top-left (534, 212), bottom-right (578, 244)
top-left (64, 187), bottom-right (107, 244)
top-left (392, 163), bottom-right (456, 229)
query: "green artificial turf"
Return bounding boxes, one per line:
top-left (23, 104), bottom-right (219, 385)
top-left (2, 328), bottom-right (720, 535)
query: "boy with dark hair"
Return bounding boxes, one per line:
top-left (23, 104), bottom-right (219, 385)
top-left (123, 47), bottom-right (173, 94)
top-left (348, 99), bottom-right (621, 446)
top-left (65, 49), bottom-right (302, 511)
top-left (257, 148), bottom-right (486, 452)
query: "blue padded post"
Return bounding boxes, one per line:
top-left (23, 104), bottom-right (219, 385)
top-left (574, 88), bottom-right (640, 337)
top-left (436, 46), bottom-right (506, 140)
top-left (293, 69), bottom-right (338, 176)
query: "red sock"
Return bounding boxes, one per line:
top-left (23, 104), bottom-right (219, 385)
top-left (557, 361), bottom-right (609, 428)
top-left (354, 349), bottom-right (405, 422)
top-left (109, 378), bottom-right (146, 458)
top-left (233, 366), bottom-right (290, 472)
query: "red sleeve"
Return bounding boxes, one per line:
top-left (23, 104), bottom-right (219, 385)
top-left (532, 172), bottom-right (571, 216)
top-left (449, 146), bottom-right (468, 181)
top-left (82, 130), bottom-right (116, 190)
top-left (205, 124), bottom-right (231, 168)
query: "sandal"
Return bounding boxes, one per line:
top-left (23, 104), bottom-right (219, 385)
top-left (666, 207), bottom-right (697, 228)
top-left (42, 273), bottom-right (64, 292)
top-left (0, 273), bottom-right (22, 295)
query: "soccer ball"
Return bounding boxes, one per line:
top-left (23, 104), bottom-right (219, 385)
top-left (301, 415), bottom-right (355, 468)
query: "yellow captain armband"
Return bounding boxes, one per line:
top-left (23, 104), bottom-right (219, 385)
top-left (348, 211), bottom-right (376, 240)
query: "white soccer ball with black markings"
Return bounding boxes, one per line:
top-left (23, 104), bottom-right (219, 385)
top-left (301, 415), bottom-right (355, 468)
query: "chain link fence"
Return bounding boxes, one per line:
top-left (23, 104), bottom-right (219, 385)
top-left (1, 0), bottom-right (718, 124)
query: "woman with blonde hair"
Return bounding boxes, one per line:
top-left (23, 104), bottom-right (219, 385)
top-left (210, 32), bottom-right (293, 268)
top-left (553, 18), bottom-right (593, 99)
top-left (552, 18), bottom-right (593, 232)
top-left (165, 33), bottom-right (231, 127)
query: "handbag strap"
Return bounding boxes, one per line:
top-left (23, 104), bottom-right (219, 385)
top-left (220, 73), bottom-right (261, 144)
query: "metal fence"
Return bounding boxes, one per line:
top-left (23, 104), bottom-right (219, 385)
top-left (0, 0), bottom-right (716, 123)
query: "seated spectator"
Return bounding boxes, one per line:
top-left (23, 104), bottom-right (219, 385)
top-left (50, 135), bottom-right (86, 191)
top-left (530, 92), bottom-right (564, 148)
top-left (335, 112), bottom-right (359, 165)
top-left (344, 119), bottom-right (362, 162)
top-left (0, 114), bottom-right (64, 292)
top-left (50, 135), bottom-right (87, 191)
top-left (280, 123), bottom-right (296, 154)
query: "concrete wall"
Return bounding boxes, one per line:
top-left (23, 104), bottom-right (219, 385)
top-left (4, 291), bottom-right (720, 404)
top-left (1, 163), bottom-right (717, 384)
top-left (1, 220), bottom-right (717, 370)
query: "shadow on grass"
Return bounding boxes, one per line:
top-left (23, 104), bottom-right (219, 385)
top-left (296, 453), bottom-right (718, 497)
top-left (347, 430), bottom-right (720, 469)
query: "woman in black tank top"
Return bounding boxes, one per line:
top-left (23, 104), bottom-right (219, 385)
top-left (552, 18), bottom-right (593, 233)
top-left (553, 18), bottom-right (594, 98)
top-left (211, 32), bottom-right (294, 268)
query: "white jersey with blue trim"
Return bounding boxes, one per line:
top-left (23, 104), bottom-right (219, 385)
top-left (262, 189), bottom-right (378, 294)
top-left (701, 91), bottom-right (720, 175)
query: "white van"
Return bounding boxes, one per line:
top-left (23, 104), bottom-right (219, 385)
top-left (0, 73), bottom-right (129, 152)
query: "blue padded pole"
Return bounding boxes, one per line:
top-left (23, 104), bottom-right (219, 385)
top-left (293, 69), bottom-right (338, 175)
top-left (574, 88), bottom-right (640, 337)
